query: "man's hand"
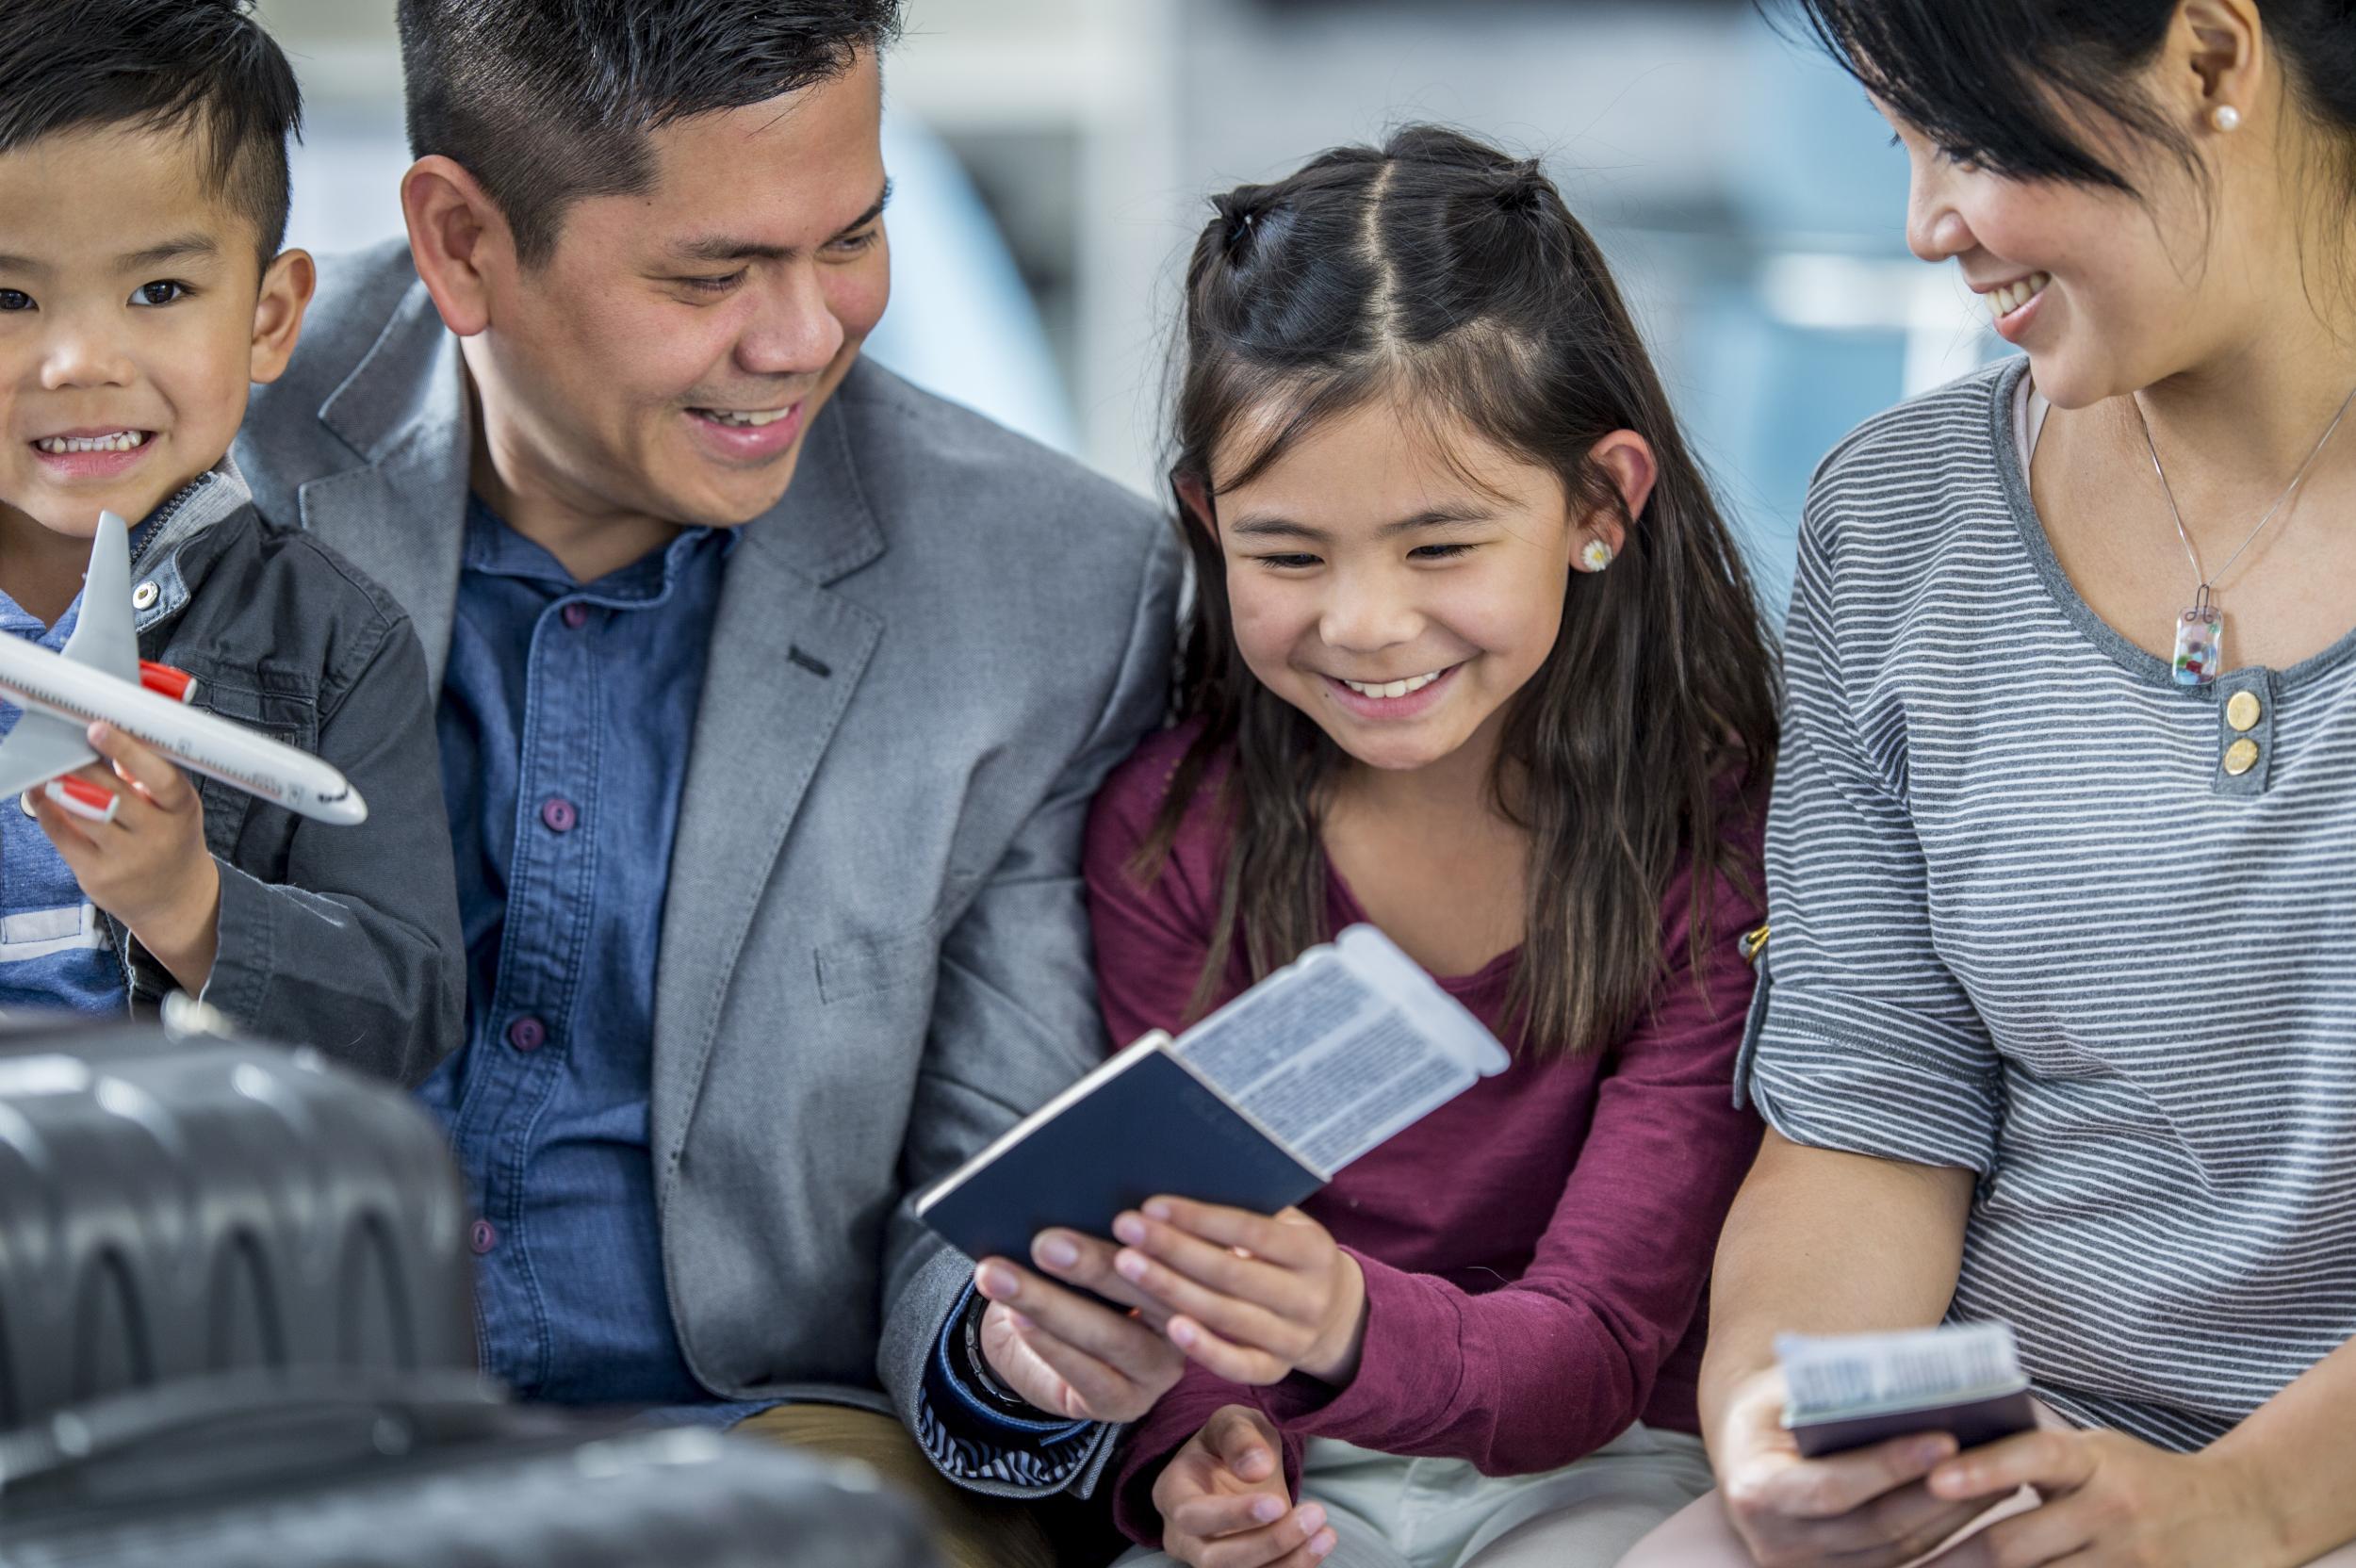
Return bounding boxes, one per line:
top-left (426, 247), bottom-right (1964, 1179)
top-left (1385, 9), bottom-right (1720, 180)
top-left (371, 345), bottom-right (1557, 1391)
top-left (1109, 1199), bottom-right (1366, 1386)
top-left (973, 1227), bottom-right (1185, 1422)
top-left (36, 722), bottom-right (220, 993)
top-left (1922, 1429), bottom-right (2293, 1568)
top-left (1716, 1364), bottom-right (1997, 1568)
top-left (1154, 1404), bottom-right (1333, 1568)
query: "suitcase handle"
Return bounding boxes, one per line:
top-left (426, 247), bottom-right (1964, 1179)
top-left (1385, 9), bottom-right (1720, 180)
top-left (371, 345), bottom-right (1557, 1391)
top-left (0, 1369), bottom-right (516, 1509)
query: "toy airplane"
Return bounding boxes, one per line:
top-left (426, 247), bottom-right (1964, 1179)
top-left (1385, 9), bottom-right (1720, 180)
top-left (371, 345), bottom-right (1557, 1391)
top-left (0, 512), bottom-right (365, 826)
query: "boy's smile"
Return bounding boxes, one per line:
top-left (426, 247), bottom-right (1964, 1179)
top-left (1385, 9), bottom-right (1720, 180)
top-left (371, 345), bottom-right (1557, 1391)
top-left (0, 123), bottom-right (310, 546)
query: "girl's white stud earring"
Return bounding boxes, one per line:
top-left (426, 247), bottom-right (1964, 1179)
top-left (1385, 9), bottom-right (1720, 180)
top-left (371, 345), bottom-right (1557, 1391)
top-left (1579, 540), bottom-right (1616, 574)
top-left (2210, 104), bottom-right (2242, 133)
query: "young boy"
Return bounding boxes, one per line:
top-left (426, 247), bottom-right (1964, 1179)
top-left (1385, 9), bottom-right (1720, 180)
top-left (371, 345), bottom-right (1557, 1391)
top-left (0, 0), bottom-right (461, 1083)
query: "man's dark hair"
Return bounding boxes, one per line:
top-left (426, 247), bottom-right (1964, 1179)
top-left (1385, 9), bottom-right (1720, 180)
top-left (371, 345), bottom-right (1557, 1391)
top-left (0, 0), bottom-right (302, 268)
top-left (398, 0), bottom-right (904, 267)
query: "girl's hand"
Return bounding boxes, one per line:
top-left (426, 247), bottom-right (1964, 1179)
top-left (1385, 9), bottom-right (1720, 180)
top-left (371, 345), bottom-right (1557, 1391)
top-left (972, 1229), bottom-right (1186, 1422)
top-left (1715, 1364), bottom-right (1999, 1568)
top-left (1111, 1198), bottom-right (1367, 1386)
top-left (36, 723), bottom-right (219, 992)
top-left (1923, 1429), bottom-right (2290, 1568)
top-left (1153, 1404), bottom-right (1334, 1568)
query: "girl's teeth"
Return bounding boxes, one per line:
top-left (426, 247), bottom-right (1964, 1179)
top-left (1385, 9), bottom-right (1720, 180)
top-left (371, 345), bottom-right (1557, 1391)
top-left (1341, 670), bottom-right (1443, 699)
top-left (35, 432), bottom-right (147, 455)
top-left (1990, 272), bottom-right (2052, 319)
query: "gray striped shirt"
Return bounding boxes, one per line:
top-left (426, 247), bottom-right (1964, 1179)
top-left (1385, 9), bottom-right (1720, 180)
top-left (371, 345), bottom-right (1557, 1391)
top-left (1742, 356), bottom-right (2356, 1451)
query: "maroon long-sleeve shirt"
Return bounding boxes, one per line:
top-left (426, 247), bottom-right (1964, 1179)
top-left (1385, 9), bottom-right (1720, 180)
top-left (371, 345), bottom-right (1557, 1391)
top-left (1088, 725), bottom-right (1766, 1545)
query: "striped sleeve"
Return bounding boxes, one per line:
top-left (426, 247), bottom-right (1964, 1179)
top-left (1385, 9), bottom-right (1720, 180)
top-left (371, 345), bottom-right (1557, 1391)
top-left (1742, 464), bottom-right (2004, 1175)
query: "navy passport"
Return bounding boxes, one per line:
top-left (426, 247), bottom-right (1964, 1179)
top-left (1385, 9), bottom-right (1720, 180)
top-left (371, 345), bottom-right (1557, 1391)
top-left (917, 1039), bottom-right (1320, 1266)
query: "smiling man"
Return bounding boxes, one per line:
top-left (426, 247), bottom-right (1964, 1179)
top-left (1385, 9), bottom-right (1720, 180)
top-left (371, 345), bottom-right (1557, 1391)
top-left (231, 4), bottom-right (1179, 1563)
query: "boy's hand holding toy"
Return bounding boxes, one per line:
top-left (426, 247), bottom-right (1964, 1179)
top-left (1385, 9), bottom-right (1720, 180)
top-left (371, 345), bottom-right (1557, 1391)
top-left (35, 721), bottom-right (219, 991)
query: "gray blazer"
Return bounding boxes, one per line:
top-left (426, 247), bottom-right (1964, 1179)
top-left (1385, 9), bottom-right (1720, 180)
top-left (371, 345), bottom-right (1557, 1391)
top-left (235, 242), bottom-right (1180, 1494)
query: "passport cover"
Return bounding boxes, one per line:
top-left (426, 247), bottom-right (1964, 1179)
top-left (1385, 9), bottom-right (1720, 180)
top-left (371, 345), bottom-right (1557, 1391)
top-left (916, 1044), bottom-right (1323, 1266)
top-left (1788, 1388), bottom-right (2038, 1459)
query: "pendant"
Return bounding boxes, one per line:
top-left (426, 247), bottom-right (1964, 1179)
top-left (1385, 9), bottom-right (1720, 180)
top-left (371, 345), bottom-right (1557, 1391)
top-left (2172, 593), bottom-right (2223, 687)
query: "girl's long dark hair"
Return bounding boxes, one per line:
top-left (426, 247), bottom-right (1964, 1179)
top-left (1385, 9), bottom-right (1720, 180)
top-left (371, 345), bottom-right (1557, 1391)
top-left (1142, 124), bottom-right (1779, 1059)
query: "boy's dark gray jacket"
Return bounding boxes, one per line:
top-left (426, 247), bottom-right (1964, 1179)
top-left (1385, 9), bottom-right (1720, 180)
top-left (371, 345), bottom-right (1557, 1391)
top-left (122, 465), bottom-right (464, 1084)
top-left (234, 242), bottom-right (1181, 1494)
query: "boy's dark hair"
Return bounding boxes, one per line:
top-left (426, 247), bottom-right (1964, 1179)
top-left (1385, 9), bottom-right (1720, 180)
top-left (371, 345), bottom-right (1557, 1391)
top-left (0, 0), bottom-right (303, 267)
top-left (1149, 125), bottom-right (1779, 1060)
top-left (1775, 0), bottom-right (2356, 198)
top-left (398, 0), bottom-right (904, 267)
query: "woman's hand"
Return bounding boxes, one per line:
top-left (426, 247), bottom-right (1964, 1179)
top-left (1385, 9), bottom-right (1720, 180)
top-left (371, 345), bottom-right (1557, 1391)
top-left (1922, 1429), bottom-right (2291, 1568)
top-left (37, 722), bottom-right (219, 992)
top-left (973, 1227), bottom-right (1186, 1423)
top-left (1715, 1364), bottom-right (2001, 1568)
top-left (1154, 1404), bottom-right (1334, 1568)
top-left (1109, 1198), bottom-right (1366, 1386)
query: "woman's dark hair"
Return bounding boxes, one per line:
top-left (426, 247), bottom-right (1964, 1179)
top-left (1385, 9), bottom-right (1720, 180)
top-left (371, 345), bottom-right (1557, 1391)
top-left (1777, 0), bottom-right (2356, 199)
top-left (1144, 124), bottom-right (1778, 1059)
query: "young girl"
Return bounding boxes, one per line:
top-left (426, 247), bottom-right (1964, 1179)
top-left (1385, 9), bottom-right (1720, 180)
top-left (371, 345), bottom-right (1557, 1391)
top-left (1621, 3), bottom-right (2356, 1566)
top-left (1077, 125), bottom-right (1778, 1567)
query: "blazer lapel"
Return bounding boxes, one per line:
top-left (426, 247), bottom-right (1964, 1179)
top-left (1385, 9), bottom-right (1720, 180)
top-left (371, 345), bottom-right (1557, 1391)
top-left (299, 282), bottom-right (471, 684)
top-left (648, 388), bottom-right (886, 1164)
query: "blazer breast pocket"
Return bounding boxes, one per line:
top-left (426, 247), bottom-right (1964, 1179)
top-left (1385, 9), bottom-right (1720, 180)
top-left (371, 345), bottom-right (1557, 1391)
top-left (812, 875), bottom-right (979, 1006)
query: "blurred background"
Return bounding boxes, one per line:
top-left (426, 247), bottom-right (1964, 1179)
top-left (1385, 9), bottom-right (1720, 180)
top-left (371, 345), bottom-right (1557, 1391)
top-left (255, 0), bottom-right (2014, 617)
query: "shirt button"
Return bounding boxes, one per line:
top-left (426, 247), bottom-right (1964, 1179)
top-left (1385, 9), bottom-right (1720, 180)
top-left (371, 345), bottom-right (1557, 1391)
top-left (131, 581), bottom-right (159, 611)
top-left (562, 602), bottom-right (589, 629)
top-left (470, 1218), bottom-right (498, 1255)
top-left (2223, 738), bottom-right (2261, 776)
top-left (2225, 691), bottom-right (2263, 732)
top-left (540, 796), bottom-right (578, 833)
top-left (505, 1015), bottom-right (547, 1053)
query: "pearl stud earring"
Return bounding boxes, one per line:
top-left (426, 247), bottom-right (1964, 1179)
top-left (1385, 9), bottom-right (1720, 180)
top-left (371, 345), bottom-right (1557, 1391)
top-left (2210, 104), bottom-right (2242, 133)
top-left (1579, 540), bottom-right (1616, 574)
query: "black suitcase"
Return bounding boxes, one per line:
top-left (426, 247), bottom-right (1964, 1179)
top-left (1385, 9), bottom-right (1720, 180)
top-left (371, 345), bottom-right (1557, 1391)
top-left (0, 1021), bottom-right (475, 1429)
top-left (0, 1372), bottom-right (938, 1566)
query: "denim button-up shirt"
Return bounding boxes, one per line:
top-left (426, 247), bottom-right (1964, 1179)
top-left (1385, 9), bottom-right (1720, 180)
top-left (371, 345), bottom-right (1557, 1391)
top-left (417, 498), bottom-right (729, 1403)
top-left (417, 497), bottom-right (1089, 1473)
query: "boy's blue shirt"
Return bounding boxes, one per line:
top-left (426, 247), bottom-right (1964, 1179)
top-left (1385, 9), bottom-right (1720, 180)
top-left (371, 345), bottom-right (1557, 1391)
top-left (0, 518), bottom-right (161, 1014)
top-left (0, 475), bottom-right (465, 1081)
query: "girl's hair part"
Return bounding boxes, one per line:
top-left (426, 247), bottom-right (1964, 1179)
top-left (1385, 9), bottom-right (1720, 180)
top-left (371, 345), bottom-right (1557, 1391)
top-left (1142, 123), bottom-right (1779, 1059)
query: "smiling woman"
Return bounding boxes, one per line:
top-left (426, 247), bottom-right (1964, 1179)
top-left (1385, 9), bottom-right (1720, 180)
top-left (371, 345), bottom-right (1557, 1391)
top-left (1622, 4), bottom-right (2356, 1567)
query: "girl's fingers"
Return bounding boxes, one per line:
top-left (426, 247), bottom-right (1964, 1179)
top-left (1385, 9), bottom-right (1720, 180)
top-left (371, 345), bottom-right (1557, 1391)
top-left (1165, 1491), bottom-right (1289, 1540)
top-left (1115, 1247), bottom-right (1302, 1354)
top-left (1140, 1197), bottom-right (1319, 1266)
top-left (1166, 1314), bottom-right (1291, 1385)
top-left (87, 723), bottom-right (191, 810)
top-left (1117, 1211), bottom-right (1314, 1315)
top-left (1185, 1507), bottom-right (1331, 1568)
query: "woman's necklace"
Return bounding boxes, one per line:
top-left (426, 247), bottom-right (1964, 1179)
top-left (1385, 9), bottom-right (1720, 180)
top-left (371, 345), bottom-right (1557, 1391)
top-left (2133, 382), bottom-right (2356, 686)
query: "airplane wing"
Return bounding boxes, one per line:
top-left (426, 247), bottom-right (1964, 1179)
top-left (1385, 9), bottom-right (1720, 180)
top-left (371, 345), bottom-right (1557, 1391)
top-left (57, 512), bottom-right (141, 687)
top-left (0, 711), bottom-right (97, 801)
